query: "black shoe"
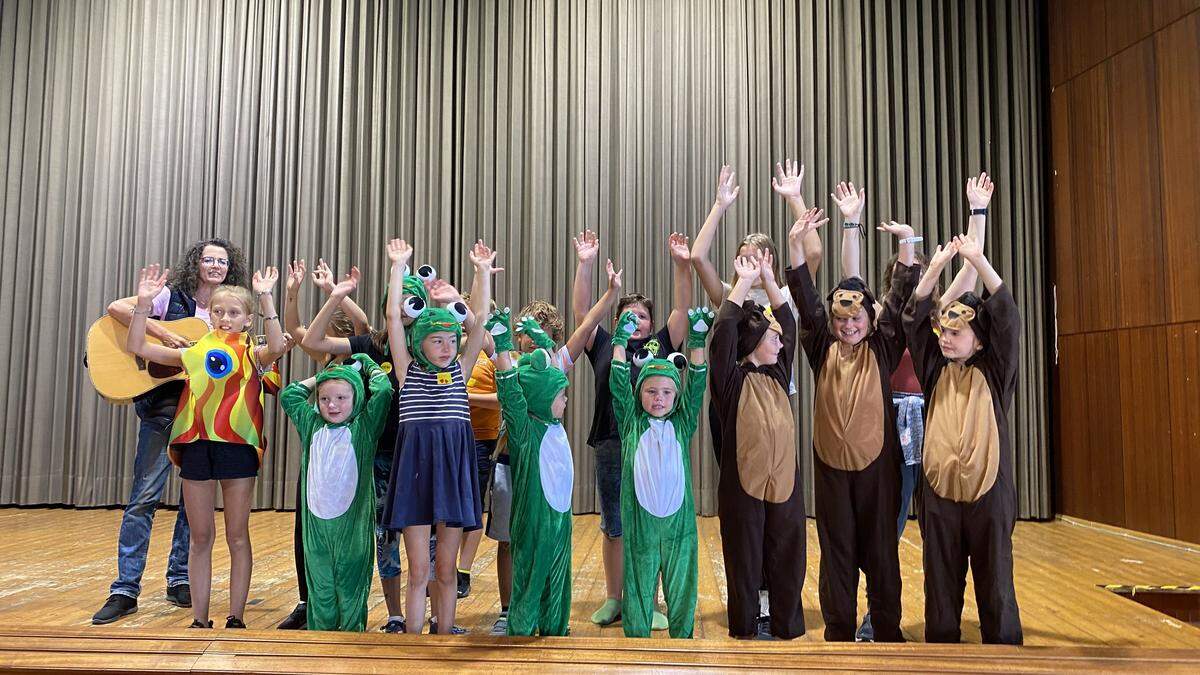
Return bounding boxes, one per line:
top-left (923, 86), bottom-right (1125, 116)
top-left (755, 614), bottom-right (773, 639)
top-left (189, 619), bottom-right (213, 629)
top-left (456, 571), bottom-right (471, 598)
top-left (166, 584), bottom-right (192, 608)
top-left (427, 619), bottom-right (467, 635)
top-left (277, 603), bottom-right (307, 630)
top-left (856, 612), bottom-right (875, 642)
top-left (92, 594), bottom-right (138, 625)
top-left (381, 618), bottom-right (406, 634)
top-left (225, 615), bottom-right (246, 629)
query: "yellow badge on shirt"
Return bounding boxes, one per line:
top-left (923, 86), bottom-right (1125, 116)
top-left (380, 361), bottom-right (392, 375)
top-left (437, 371), bottom-right (453, 385)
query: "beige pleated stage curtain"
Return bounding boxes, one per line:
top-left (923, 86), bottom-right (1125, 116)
top-left (0, 0), bottom-right (1049, 518)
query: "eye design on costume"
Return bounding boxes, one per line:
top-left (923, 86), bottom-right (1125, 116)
top-left (632, 348), bottom-right (652, 368)
top-left (416, 264), bottom-right (437, 283)
top-left (205, 349), bottom-right (234, 379)
top-left (668, 352), bottom-right (688, 370)
top-left (447, 301), bottom-right (469, 323)
top-left (403, 296), bottom-right (426, 319)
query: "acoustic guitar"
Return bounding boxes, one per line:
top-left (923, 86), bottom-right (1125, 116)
top-left (85, 316), bottom-right (265, 404)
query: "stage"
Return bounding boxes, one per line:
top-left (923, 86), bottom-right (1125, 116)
top-left (1, 508), bottom-right (1199, 671)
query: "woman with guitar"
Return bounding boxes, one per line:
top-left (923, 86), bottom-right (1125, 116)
top-left (92, 239), bottom-right (248, 625)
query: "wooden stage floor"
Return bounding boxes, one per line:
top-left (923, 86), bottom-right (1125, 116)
top-left (1, 507), bottom-right (1199, 671)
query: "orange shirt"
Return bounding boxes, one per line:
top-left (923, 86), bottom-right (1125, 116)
top-left (467, 352), bottom-right (501, 440)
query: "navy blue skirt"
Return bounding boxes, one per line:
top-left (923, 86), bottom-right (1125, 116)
top-left (382, 419), bottom-right (482, 531)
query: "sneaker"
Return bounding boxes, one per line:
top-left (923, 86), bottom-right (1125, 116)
top-left (755, 614), bottom-right (773, 639)
top-left (165, 584), bottom-right (192, 608)
top-left (457, 570), bottom-right (471, 599)
top-left (92, 594), bottom-right (138, 625)
top-left (277, 603), bottom-right (307, 630)
top-left (189, 619), bottom-right (213, 629)
top-left (855, 612), bottom-right (875, 642)
top-left (381, 618), bottom-right (406, 634)
top-left (225, 616), bottom-right (246, 629)
top-left (490, 613), bottom-right (509, 636)
top-left (427, 619), bottom-right (467, 635)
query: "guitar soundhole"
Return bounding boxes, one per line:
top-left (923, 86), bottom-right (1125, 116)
top-left (148, 363), bottom-right (183, 378)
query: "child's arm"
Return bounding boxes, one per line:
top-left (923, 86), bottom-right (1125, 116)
top-left (875, 222), bottom-right (921, 362)
top-left (348, 354), bottom-right (394, 445)
top-left (280, 376), bottom-right (318, 425)
top-left (284, 259), bottom-right (328, 365)
top-left (758, 250), bottom-right (786, 311)
top-left (676, 307), bottom-right (714, 438)
top-left (690, 165), bottom-right (741, 306)
top-left (299, 269), bottom-right (359, 357)
top-left (785, 209), bottom-right (833, 369)
top-left (831, 181), bottom-right (866, 281)
top-left (771, 159), bottom-right (821, 279)
top-left (572, 229), bottom-right (600, 348)
top-left (311, 259), bottom-right (373, 335)
top-left (941, 172), bottom-right (993, 307)
top-left (252, 267), bottom-right (288, 366)
top-left (384, 239), bottom-right (415, 389)
top-left (955, 234), bottom-right (1019, 366)
top-left (564, 258), bottom-right (622, 364)
top-left (607, 310), bottom-right (639, 432)
top-left (726, 254), bottom-right (760, 307)
top-left (667, 232), bottom-right (693, 350)
top-left (904, 241), bottom-right (959, 388)
top-left (488, 309), bottom-right (532, 451)
top-left (458, 240), bottom-right (498, 374)
top-left (126, 265), bottom-right (184, 367)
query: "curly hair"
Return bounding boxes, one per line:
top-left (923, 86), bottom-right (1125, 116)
top-left (518, 299), bottom-right (564, 343)
top-left (167, 238), bottom-right (249, 297)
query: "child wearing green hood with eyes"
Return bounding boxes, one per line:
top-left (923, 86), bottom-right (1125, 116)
top-left (279, 353), bottom-right (394, 632)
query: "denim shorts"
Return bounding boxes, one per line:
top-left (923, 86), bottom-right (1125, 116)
top-left (594, 438), bottom-right (622, 538)
top-left (485, 455), bottom-right (511, 543)
top-left (373, 452), bottom-right (402, 579)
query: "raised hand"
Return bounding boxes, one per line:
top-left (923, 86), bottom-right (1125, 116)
top-left (789, 207), bottom-right (828, 245)
top-left (687, 306), bottom-right (716, 349)
top-left (573, 229), bottom-right (600, 263)
top-left (387, 239), bottom-right (413, 267)
top-left (928, 240), bottom-right (961, 275)
top-left (136, 264), bottom-right (170, 303)
top-left (310, 258), bottom-right (335, 293)
top-left (469, 239), bottom-right (501, 273)
top-left (286, 259), bottom-right (306, 293)
top-left (877, 220), bottom-right (916, 240)
top-left (771, 159), bottom-right (805, 202)
top-left (332, 266), bottom-right (361, 297)
top-left (611, 310), bottom-right (639, 348)
top-left (966, 171), bottom-right (995, 210)
top-left (733, 254), bottom-right (761, 282)
top-left (759, 250), bottom-right (777, 286)
top-left (516, 315), bottom-right (555, 350)
top-left (668, 232), bottom-right (691, 264)
top-left (485, 307), bottom-right (514, 352)
top-left (427, 278), bottom-right (463, 305)
top-left (954, 234), bottom-right (982, 262)
top-left (605, 258), bottom-right (623, 292)
top-left (831, 181), bottom-right (866, 223)
top-left (252, 267), bottom-right (280, 295)
top-left (714, 165), bottom-right (741, 209)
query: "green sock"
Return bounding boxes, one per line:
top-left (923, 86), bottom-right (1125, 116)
top-left (651, 610), bottom-right (669, 631)
top-left (590, 598), bottom-right (622, 626)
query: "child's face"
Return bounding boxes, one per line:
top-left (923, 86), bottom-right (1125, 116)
top-left (199, 245), bottom-right (230, 285)
top-left (832, 310), bottom-right (870, 346)
top-left (210, 295), bottom-right (253, 333)
top-left (736, 244), bottom-right (765, 287)
top-left (421, 331), bottom-right (459, 367)
top-left (551, 388), bottom-right (569, 419)
top-left (639, 376), bottom-right (678, 418)
top-left (750, 329), bottom-right (783, 365)
top-left (317, 379), bottom-right (356, 424)
top-left (938, 325), bottom-right (982, 363)
top-left (622, 302), bottom-right (653, 340)
top-left (516, 333), bottom-right (534, 353)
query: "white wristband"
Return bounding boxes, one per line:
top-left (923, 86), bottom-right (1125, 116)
top-left (899, 236), bottom-right (923, 245)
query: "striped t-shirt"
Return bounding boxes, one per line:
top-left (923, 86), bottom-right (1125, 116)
top-left (397, 361), bottom-right (472, 425)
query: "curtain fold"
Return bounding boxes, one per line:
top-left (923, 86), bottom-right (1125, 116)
top-left (0, 0), bottom-right (1048, 518)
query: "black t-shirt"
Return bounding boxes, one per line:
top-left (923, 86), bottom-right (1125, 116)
top-left (585, 324), bottom-right (678, 447)
top-left (347, 334), bottom-right (399, 456)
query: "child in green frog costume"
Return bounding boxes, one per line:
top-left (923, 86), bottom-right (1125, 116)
top-left (610, 307), bottom-right (714, 638)
top-left (486, 308), bottom-right (575, 636)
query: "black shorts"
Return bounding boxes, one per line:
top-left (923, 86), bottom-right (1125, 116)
top-left (178, 440), bottom-right (259, 481)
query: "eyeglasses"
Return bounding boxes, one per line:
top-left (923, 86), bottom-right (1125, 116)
top-left (201, 256), bottom-right (230, 268)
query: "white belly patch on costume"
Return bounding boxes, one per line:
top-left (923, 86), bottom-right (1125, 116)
top-left (539, 423), bottom-right (574, 513)
top-left (634, 419), bottom-right (685, 518)
top-left (307, 426), bottom-right (357, 520)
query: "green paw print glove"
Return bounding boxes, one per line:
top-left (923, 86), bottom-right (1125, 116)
top-left (347, 353), bottom-right (382, 377)
top-left (516, 315), bottom-right (555, 351)
top-left (687, 307), bottom-right (716, 349)
top-left (485, 308), bottom-right (514, 352)
top-left (611, 310), bottom-right (639, 348)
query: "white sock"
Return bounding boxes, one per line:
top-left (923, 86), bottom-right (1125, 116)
top-left (389, 615), bottom-right (404, 622)
top-left (759, 590), bottom-right (771, 617)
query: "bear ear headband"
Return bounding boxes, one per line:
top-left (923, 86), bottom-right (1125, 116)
top-left (761, 305), bottom-right (783, 334)
top-left (934, 301), bottom-right (976, 334)
top-left (830, 289), bottom-right (865, 319)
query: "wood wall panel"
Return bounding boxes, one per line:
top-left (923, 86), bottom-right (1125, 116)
top-left (1168, 323), bottom-right (1200, 544)
top-left (1153, 0), bottom-right (1200, 31)
top-left (1109, 40), bottom-right (1167, 329)
top-left (1049, 88), bottom-right (1079, 335)
top-left (1156, 13), bottom-right (1200, 324)
top-left (1083, 331), bottom-right (1125, 528)
top-left (1117, 327), bottom-right (1175, 538)
top-left (1054, 335), bottom-right (1091, 519)
top-left (1066, 68), bottom-right (1118, 333)
top-left (1065, 0), bottom-right (1109, 83)
top-left (1105, 0), bottom-right (1155, 56)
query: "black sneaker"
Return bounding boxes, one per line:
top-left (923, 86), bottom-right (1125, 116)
top-left (92, 594), bottom-right (138, 625)
top-left (456, 571), bottom-right (471, 598)
top-left (856, 612), bottom-right (875, 642)
top-left (189, 619), bottom-right (213, 629)
top-left (225, 616), bottom-right (246, 629)
top-left (277, 603), bottom-right (307, 630)
top-left (755, 614), bottom-right (773, 639)
top-left (381, 618), bottom-right (406, 634)
top-left (427, 619), bottom-right (467, 635)
top-left (166, 584), bottom-right (192, 608)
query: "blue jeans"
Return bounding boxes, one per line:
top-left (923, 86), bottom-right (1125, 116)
top-left (594, 438), bottom-right (623, 538)
top-left (109, 399), bottom-right (190, 598)
top-left (898, 463), bottom-right (920, 537)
